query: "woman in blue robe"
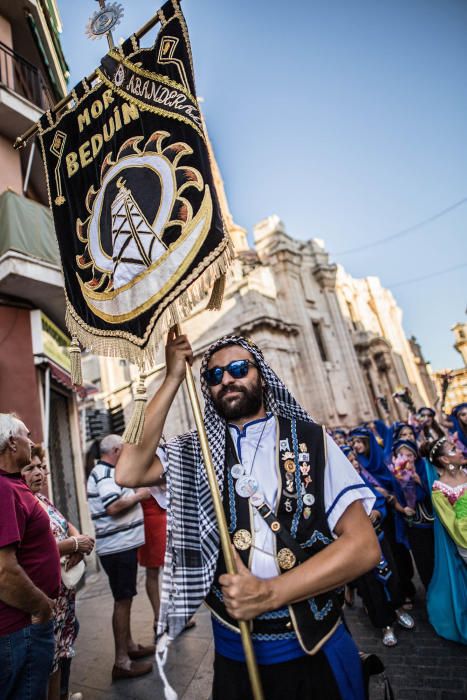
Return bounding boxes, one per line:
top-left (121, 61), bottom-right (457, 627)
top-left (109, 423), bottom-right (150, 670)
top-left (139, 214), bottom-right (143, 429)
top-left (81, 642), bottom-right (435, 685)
top-left (350, 428), bottom-right (416, 606)
top-left (389, 439), bottom-right (434, 589)
top-left (341, 446), bottom-right (415, 646)
top-left (447, 402), bottom-right (467, 456)
top-left (382, 422), bottom-right (417, 465)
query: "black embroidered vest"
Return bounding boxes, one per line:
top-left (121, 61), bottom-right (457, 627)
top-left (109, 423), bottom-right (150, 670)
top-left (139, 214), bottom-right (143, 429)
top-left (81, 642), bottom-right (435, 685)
top-left (205, 416), bottom-right (343, 654)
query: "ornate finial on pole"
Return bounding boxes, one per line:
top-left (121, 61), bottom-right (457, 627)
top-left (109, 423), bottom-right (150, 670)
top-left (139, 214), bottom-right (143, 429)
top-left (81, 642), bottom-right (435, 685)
top-left (85, 1), bottom-right (124, 49)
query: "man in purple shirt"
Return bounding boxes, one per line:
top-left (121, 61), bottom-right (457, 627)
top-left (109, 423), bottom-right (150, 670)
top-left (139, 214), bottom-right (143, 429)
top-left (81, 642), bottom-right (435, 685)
top-left (0, 413), bottom-right (61, 700)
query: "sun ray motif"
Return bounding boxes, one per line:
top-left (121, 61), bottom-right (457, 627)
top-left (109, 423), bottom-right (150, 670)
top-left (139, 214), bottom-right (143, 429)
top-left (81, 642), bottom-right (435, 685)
top-left (162, 142), bottom-right (193, 167)
top-left (117, 136), bottom-right (144, 159)
top-left (100, 152), bottom-right (115, 181)
top-left (85, 186), bottom-right (98, 212)
top-left (76, 130), bottom-right (208, 295)
top-left (176, 166), bottom-right (203, 194)
top-left (144, 130), bottom-right (170, 153)
top-left (76, 218), bottom-right (88, 243)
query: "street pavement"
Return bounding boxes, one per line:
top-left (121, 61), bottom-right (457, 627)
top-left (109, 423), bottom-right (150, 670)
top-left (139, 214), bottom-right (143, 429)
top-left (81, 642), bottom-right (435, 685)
top-left (70, 568), bottom-right (466, 700)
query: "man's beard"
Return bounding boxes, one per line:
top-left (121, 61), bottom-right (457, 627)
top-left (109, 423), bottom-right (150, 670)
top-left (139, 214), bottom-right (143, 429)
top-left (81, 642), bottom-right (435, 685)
top-left (212, 374), bottom-right (264, 421)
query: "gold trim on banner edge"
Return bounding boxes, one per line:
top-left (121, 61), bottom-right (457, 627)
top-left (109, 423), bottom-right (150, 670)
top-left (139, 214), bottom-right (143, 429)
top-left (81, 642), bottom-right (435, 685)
top-left (64, 237), bottom-right (234, 370)
top-left (97, 69), bottom-right (205, 141)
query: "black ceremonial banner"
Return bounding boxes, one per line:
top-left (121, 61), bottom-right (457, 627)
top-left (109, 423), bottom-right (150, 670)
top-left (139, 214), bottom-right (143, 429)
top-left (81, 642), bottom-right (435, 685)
top-left (38, 0), bottom-right (232, 367)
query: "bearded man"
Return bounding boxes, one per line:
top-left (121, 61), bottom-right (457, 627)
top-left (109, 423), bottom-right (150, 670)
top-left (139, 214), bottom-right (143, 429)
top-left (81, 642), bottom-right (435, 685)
top-left (116, 332), bottom-right (380, 700)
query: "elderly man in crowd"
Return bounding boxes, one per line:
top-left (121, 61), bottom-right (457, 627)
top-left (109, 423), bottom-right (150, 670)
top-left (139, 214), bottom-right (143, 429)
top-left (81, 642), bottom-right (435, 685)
top-left (86, 433), bottom-right (154, 681)
top-left (0, 413), bottom-right (60, 700)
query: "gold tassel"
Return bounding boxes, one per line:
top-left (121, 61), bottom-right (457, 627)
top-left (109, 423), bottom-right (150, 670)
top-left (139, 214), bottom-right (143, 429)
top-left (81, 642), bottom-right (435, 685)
top-left (123, 374), bottom-right (147, 444)
top-left (206, 273), bottom-right (226, 310)
top-left (69, 337), bottom-right (82, 387)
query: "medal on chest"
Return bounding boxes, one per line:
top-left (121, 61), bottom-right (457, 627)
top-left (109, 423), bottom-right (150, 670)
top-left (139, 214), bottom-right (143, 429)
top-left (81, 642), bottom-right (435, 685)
top-left (235, 475), bottom-right (259, 498)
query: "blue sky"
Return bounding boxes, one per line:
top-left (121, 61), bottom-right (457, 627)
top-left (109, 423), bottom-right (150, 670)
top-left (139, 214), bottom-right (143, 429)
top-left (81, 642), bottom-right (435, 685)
top-left (57, 0), bottom-right (467, 370)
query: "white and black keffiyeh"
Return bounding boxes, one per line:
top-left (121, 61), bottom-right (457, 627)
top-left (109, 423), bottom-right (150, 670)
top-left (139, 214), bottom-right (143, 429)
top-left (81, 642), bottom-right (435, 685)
top-left (157, 335), bottom-right (314, 650)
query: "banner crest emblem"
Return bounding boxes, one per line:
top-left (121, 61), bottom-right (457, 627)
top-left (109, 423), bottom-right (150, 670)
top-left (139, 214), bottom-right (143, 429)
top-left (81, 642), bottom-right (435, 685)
top-left (38, 0), bottom-right (232, 369)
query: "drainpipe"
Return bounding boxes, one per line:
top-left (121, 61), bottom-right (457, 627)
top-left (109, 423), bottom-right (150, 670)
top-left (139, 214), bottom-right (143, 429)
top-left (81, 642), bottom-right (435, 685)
top-left (43, 365), bottom-right (51, 451)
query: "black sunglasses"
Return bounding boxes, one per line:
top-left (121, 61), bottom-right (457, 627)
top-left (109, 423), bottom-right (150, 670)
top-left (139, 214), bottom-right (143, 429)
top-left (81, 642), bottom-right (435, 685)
top-left (203, 359), bottom-right (258, 387)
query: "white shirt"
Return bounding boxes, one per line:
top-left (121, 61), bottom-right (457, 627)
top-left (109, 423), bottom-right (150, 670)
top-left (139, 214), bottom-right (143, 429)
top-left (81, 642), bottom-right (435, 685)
top-left (150, 483), bottom-right (168, 510)
top-left (228, 414), bottom-right (374, 578)
top-left (158, 415), bottom-right (374, 579)
top-left (87, 461), bottom-right (145, 556)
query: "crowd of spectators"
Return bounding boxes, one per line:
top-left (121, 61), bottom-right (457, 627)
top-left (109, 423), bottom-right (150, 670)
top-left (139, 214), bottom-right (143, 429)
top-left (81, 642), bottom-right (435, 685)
top-left (331, 401), bottom-right (467, 646)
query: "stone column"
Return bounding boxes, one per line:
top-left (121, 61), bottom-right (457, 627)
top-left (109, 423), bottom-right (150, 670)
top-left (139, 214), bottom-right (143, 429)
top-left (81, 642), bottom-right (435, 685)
top-left (254, 219), bottom-right (336, 422)
top-left (313, 263), bottom-right (374, 424)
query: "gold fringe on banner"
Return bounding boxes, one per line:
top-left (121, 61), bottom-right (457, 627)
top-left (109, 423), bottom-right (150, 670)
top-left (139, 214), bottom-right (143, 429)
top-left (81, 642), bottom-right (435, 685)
top-left (64, 239), bottom-right (234, 372)
top-left (68, 337), bottom-right (83, 387)
top-left (206, 272), bottom-right (226, 310)
top-left (123, 373), bottom-right (148, 444)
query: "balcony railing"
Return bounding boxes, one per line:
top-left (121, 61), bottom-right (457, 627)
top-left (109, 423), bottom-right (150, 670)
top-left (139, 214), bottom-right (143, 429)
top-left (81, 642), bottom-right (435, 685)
top-left (0, 40), bottom-right (54, 111)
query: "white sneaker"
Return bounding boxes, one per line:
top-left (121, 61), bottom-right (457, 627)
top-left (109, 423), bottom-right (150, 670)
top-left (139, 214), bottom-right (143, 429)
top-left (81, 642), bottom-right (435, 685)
top-left (382, 626), bottom-right (397, 647)
top-left (396, 610), bottom-right (415, 629)
top-left (69, 693), bottom-right (83, 700)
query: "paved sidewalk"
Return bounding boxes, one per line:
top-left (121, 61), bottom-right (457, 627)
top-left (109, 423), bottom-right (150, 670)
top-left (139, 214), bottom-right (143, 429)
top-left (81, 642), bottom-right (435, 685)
top-left (70, 569), bottom-right (466, 700)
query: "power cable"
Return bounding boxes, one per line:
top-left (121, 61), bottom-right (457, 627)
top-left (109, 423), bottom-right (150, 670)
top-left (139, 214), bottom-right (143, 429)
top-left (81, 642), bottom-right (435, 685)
top-left (334, 195), bottom-right (467, 256)
top-left (386, 262), bottom-right (467, 289)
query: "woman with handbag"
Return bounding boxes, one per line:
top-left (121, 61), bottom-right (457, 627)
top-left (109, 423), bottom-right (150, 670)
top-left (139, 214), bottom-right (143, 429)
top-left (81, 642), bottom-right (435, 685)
top-left (22, 445), bottom-right (95, 700)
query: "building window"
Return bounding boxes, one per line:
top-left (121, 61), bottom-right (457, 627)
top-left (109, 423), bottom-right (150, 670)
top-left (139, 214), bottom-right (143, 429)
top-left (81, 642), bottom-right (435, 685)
top-left (312, 320), bottom-right (328, 362)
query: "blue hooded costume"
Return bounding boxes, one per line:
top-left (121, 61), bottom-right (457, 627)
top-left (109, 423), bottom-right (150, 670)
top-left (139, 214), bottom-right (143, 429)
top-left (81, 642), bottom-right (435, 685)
top-left (449, 402), bottom-right (467, 451)
top-left (350, 428), bottom-right (409, 549)
top-left (391, 438), bottom-right (431, 508)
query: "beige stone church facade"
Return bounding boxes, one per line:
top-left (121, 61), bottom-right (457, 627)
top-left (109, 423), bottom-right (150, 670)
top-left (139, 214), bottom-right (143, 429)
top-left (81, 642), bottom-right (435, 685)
top-left (82, 140), bottom-right (437, 438)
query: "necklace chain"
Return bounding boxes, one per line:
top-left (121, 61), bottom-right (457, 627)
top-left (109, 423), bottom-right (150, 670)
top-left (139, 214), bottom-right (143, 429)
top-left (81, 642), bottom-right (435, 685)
top-left (233, 416), bottom-right (269, 479)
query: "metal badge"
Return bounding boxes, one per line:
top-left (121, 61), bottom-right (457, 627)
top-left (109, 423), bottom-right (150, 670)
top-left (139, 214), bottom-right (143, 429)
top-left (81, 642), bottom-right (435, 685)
top-left (282, 451), bottom-right (294, 461)
top-left (303, 506), bottom-right (312, 520)
top-left (230, 463), bottom-right (244, 479)
top-left (271, 520), bottom-right (281, 532)
top-left (277, 548), bottom-right (296, 570)
top-left (85, 2), bottom-right (124, 40)
top-left (284, 459), bottom-right (296, 473)
top-left (280, 439), bottom-right (291, 452)
top-left (299, 442), bottom-right (308, 453)
top-left (233, 529), bottom-right (252, 550)
top-left (249, 492), bottom-right (265, 508)
top-left (303, 493), bottom-right (315, 506)
top-left (235, 476), bottom-right (258, 499)
top-left (300, 463), bottom-right (310, 476)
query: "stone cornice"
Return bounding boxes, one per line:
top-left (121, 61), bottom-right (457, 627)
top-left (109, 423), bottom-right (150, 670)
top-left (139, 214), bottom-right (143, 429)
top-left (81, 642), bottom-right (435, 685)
top-left (235, 315), bottom-right (300, 338)
top-left (312, 263), bottom-right (338, 289)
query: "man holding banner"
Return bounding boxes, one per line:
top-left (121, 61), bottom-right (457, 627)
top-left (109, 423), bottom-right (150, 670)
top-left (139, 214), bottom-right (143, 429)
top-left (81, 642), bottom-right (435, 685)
top-left (116, 332), bottom-right (380, 699)
top-left (32, 1), bottom-right (380, 696)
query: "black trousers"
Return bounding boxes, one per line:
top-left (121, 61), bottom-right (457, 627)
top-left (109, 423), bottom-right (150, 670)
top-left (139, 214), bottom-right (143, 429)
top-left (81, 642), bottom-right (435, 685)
top-left (407, 526), bottom-right (434, 590)
top-left (382, 511), bottom-right (416, 601)
top-left (212, 650), bottom-right (342, 700)
top-left (355, 535), bottom-right (401, 629)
